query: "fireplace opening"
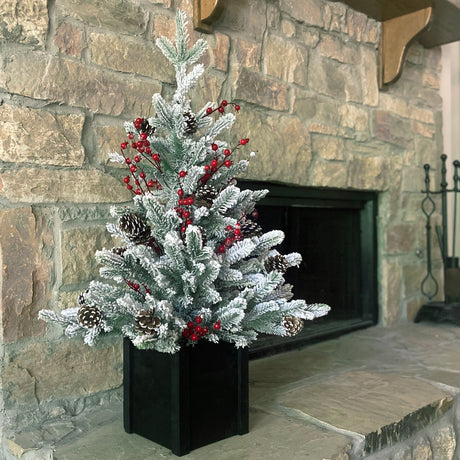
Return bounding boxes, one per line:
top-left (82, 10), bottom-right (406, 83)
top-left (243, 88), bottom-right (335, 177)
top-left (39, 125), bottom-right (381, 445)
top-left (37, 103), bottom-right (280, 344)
top-left (240, 181), bottom-right (379, 358)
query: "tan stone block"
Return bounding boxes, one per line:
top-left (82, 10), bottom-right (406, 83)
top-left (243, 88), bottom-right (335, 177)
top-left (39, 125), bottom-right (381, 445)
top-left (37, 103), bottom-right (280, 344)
top-left (412, 437), bottom-right (432, 459)
top-left (347, 156), bottom-right (389, 190)
top-left (310, 160), bottom-right (347, 188)
top-left (429, 425), bottom-right (456, 458)
top-left (311, 134), bottom-right (344, 160)
top-left (56, 0), bottom-right (146, 35)
top-left (90, 32), bottom-right (174, 83)
top-left (264, 35), bottom-right (307, 86)
top-left (329, 2), bottom-right (348, 34)
top-left (234, 67), bottom-right (289, 111)
top-left (0, 168), bottom-right (131, 203)
top-left (95, 125), bottom-right (127, 166)
top-left (379, 93), bottom-right (410, 118)
top-left (382, 260), bottom-right (401, 325)
top-left (233, 38), bottom-right (262, 68)
top-left (361, 47), bottom-right (379, 107)
top-left (54, 22), bottom-right (84, 56)
top-left (413, 120), bottom-right (435, 138)
top-left (309, 123), bottom-right (343, 137)
top-left (403, 265), bottom-right (426, 297)
top-left (422, 70), bottom-right (440, 89)
top-left (347, 9), bottom-right (367, 42)
top-left (280, 0), bottom-right (324, 27)
top-left (373, 111), bottom-right (413, 147)
top-left (386, 223), bottom-right (416, 254)
top-left (410, 107), bottom-right (435, 124)
top-left (220, 0), bottom-right (267, 40)
top-left (281, 19), bottom-right (296, 37)
top-left (0, 0), bottom-right (48, 46)
top-left (267, 3), bottom-right (281, 29)
top-left (298, 27), bottom-right (320, 48)
top-left (209, 33), bottom-right (230, 72)
top-left (153, 13), bottom-right (176, 42)
top-left (0, 51), bottom-right (160, 117)
top-left (62, 225), bottom-right (113, 285)
top-left (0, 105), bottom-right (85, 166)
top-left (232, 109), bottom-right (311, 186)
top-left (3, 340), bottom-right (122, 402)
top-left (338, 104), bottom-right (369, 131)
top-left (344, 139), bottom-right (391, 157)
top-left (406, 297), bottom-right (425, 322)
top-left (189, 72), bottom-right (226, 111)
top-left (318, 35), bottom-right (360, 65)
top-left (0, 207), bottom-right (51, 343)
top-left (365, 19), bottom-right (380, 45)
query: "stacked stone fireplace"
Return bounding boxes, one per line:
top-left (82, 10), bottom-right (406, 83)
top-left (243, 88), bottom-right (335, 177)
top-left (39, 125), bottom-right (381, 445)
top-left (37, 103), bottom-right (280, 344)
top-left (0, 0), bottom-right (444, 451)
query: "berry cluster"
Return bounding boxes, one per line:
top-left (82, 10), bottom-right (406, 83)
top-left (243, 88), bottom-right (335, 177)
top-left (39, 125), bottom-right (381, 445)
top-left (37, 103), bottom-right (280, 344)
top-left (124, 279), bottom-right (152, 297)
top-left (175, 170), bottom-right (196, 233)
top-left (120, 117), bottom-right (162, 195)
top-left (181, 316), bottom-right (222, 342)
top-left (217, 223), bottom-right (242, 254)
top-left (204, 99), bottom-right (240, 117)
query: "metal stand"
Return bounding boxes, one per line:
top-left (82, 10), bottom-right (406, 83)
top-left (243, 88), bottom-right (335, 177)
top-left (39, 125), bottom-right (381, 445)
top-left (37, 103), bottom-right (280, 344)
top-left (415, 155), bottom-right (460, 325)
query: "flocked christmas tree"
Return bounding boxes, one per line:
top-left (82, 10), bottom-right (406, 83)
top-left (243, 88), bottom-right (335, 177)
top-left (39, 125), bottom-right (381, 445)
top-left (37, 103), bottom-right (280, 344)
top-left (39, 11), bottom-right (330, 353)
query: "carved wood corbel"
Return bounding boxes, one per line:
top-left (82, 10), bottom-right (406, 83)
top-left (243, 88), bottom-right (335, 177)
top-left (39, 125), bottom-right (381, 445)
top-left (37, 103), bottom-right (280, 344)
top-left (193, 0), bottom-right (225, 33)
top-left (378, 6), bottom-right (433, 88)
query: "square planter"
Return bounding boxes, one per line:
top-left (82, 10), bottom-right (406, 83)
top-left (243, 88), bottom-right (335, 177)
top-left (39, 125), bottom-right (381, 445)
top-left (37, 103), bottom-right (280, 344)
top-left (123, 338), bottom-right (249, 456)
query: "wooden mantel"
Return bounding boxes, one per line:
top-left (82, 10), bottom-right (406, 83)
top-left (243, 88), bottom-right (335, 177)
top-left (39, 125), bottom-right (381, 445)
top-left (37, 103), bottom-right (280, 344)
top-left (332, 0), bottom-right (460, 87)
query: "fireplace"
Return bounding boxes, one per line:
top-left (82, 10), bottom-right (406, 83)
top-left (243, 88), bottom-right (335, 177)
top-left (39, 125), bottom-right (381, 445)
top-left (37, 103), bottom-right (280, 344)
top-left (241, 182), bottom-right (379, 358)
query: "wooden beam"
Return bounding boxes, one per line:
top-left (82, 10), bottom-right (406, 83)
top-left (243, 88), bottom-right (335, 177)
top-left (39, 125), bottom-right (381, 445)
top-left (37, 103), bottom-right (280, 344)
top-left (379, 7), bottom-right (433, 88)
top-left (193, 0), bottom-right (225, 33)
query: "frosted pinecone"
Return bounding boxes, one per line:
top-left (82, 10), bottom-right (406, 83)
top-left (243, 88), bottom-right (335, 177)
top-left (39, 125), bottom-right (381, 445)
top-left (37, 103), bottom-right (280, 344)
top-left (195, 184), bottom-right (218, 208)
top-left (139, 118), bottom-right (155, 137)
top-left (135, 310), bottom-right (161, 335)
top-left (77, 306), bottom-right (102, 329)
top-left (119, 212), bottom-right (151, 244)
top-left (183, 111), bottom-right (198, 134)
top-left (265, 255), bottom-right (289, 274)
top-left (112, 247), bottom-right (126, 257)
top-left (240, 219), bottom-right (263, 238)
top-left (283, 316), bottom-right (304, 336)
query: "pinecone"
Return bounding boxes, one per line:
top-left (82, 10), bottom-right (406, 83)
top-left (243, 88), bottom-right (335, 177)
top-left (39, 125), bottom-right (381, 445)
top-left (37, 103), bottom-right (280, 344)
top-left (139, 118), bottom-right (155, 137)
top-left (112, 247), bottom-right (126, 257)
top-left (195, 184), bottom-right (218, 208)
top-left (135, 310), bottom-right (161, 336)
top-left (283, 316), bottom-right (304, 336)
top-left (183, 111), bottom-right (198, 135)
top-left (240, 219), bottom-right (263, 238)
top-left (265, 255), bottom-right (289, 274)
top-left (77, 291), bottom-right (86, 306)
top-left (77, 305), bottom-right (102, 329)
top-left (119, 212), bottom-right (151, 244)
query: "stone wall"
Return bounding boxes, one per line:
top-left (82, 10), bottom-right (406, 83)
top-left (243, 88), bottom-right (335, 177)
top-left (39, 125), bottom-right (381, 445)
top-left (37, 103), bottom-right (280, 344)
top-left (0, 0), bottom-right (444, 450)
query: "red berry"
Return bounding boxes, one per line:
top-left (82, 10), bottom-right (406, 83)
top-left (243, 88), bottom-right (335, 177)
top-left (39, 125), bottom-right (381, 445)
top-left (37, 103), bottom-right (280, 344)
top-left (187, 321), bottom-right (194, 329)
top-left (147, 180), bottom-right (154, 187)
top-left (135, 179), bottom-right (140, 185)
top-left (211, 143), bottom-right (218, 151)
top-left (145, 147), bottom-right (151, 154)
top-left (225, 237), bottom-right (233, 246)
top-left (218, 106), bottom-right (224, 113)
top-left (217, 245), bottom-right (226, 254)
top-left (211, 159), bottom-right (218, 168)
top-left (131, 142), bottom-right (137, 149)
top-left (183, 211), bottom-right (190, 219)
top-left (140, 132), bottom-right (147, 140)
top-left (136, 141), bottom-right (143, 148)
top-left (130, 165), bottom-right (137, 173)
top-left (182, 329), bottom-right (190, 338)
top-left (125, 158), bottom-right (131, 164)
top-left (186, 197), bottom-right (194, 205)
top-left (179, 171), bottom-right (187, 178)
top-left (196, 326), bottom-right (203, 334)
top-left (234, 105), bottom-right (240, 111)
top-left (191, 333), bottom-right (198, 342)
top-left (206, 107), bottom-right (213, 114)
top-left (181, 225), bottom-right (187, 233)
top-left (195, 316), bottom-right (203, 324)
top-left (143, 140), bottom-right (150, 147)
top-left (186, 219), bottom-right (193, 225)
top-left (123, 176), bottom-right (130, 183)
top-left (240, 138), bottom-right (247, 145)
top-left (137, 147), bottom-right (144, 154)
top-left (140, 171), bottom-right (146, 179)
top-left (177, 189), bottom-right (184, 197)
top-left (213, 321), bottom-right (221, 330)
top-left (135, 117), bottom-right (142, 125)
top-left (252, 209), bottom-right (258, 219)
top-left (221, 100), bottom-right (228, 107)
top-left (234, 228), bottom-right (241, 236)
top-left (135, 188), bottom-right (141, 195)
top-left (127, 184), bottom-right (133, 190)
top-left (152, 154), bottom-right (160, 161)
top-left (121, 142), bottom-right (128, 149)
top-left (204, 165), bottom-right (210, 171)
top-left (134, 156), bottom-right (141, 162)
top-left (224, 149), bottom-right (231, 156)
top-left (226, 225), bottom-right (233, 231)
top-left (128, 133), bottom-right (134, 140)
top-left (225, 160), bottom-right (232, 167)
top-left (203, 326), bottom-right (209, 334)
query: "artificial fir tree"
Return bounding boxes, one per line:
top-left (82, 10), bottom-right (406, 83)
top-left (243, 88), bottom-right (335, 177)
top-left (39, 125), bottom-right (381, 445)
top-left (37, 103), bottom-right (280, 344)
top-left (40, 11), bottom-right (330, 353)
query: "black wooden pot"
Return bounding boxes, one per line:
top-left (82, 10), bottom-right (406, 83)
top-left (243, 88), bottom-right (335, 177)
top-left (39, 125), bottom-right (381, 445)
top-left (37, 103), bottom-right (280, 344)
top-left (123, 338), bottom-right (249, 456)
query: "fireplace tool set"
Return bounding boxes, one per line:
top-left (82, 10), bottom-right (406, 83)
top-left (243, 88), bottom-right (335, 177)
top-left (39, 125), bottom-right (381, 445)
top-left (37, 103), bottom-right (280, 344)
top-left (416, 154), bottom-right (460, 324)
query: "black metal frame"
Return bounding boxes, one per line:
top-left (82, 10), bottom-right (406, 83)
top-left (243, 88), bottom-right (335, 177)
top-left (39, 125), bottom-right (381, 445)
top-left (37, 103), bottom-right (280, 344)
top-left (239, 181), bottom-right (379, 358)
